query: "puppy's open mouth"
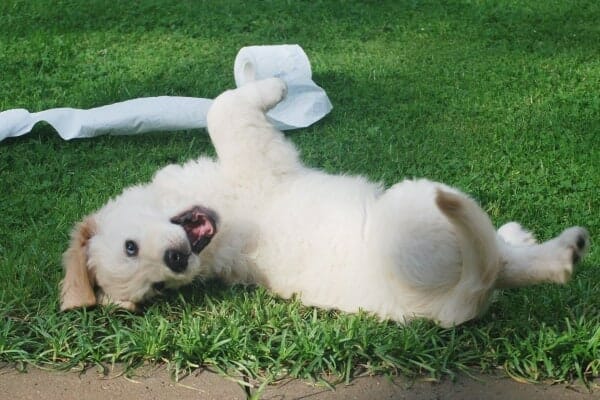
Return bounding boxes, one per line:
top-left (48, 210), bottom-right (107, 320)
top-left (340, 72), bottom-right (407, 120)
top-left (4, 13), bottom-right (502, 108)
top-left (170, 206), bottom-right (218, 254)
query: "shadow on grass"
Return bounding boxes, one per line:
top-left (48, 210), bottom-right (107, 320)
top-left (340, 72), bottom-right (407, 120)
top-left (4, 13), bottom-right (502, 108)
top-left (2, 1), bottom-right (599, 109)
top-left (4, 2), bottom-right (599, 52)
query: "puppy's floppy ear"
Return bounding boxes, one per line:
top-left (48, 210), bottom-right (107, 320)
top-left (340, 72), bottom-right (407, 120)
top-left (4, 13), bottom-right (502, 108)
top-left (60, 216), bottom-right (98, 311)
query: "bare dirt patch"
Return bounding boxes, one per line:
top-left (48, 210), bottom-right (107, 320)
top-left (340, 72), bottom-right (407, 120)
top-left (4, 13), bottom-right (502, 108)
top-left (1, 365), bottom-right (598, 400)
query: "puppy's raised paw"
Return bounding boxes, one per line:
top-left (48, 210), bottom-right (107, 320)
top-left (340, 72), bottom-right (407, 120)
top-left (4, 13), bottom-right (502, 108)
top-left (238, 77), bottom-right (287, 111)
top-left (254, 77), bottom-right (288, 110)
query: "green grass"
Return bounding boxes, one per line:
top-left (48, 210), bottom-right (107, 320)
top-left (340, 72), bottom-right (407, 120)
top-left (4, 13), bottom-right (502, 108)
top-left (1, 0), bottom-right (599, 389)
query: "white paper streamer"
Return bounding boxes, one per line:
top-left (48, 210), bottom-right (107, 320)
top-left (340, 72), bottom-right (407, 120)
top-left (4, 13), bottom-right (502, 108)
top-left (0, 44), bottom-right (332, 142)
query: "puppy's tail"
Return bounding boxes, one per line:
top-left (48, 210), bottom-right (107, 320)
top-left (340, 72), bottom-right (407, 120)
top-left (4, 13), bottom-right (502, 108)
top-left (435, 189), bottom-right (500, 298)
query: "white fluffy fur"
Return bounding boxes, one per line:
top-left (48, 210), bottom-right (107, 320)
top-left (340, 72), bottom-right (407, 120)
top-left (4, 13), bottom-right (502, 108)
top-left (61, 78), bottom-right (589, 327)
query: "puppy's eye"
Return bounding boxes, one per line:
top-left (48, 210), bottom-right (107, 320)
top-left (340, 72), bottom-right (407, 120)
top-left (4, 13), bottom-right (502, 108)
top-left (125, 240), bottom-right (139, 257)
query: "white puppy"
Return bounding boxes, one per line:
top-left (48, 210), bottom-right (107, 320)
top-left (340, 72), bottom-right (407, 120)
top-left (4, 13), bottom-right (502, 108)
top-left (61, 78), bottom-right (589, 327)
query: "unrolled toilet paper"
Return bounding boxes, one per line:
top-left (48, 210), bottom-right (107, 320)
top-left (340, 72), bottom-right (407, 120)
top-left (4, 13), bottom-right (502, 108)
top-left (0, 44), bottom-right (332, 142)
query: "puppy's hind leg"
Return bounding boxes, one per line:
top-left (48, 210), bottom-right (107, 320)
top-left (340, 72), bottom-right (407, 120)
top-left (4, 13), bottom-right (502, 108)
top-left (497, 222), bottom-right (537, 246)
top-left (496, 226), bottom-right (589, 288)
top-left (206, 78), bottom-right (302, 181)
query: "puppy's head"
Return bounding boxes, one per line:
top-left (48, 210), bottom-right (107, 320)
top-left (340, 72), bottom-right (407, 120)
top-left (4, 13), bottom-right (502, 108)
top-left (60, 186), bottom-right (217, 311)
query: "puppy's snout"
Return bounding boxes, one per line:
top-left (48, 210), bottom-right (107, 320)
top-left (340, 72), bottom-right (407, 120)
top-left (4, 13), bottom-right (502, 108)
top-left (163, 249), bottom-right (190, 273)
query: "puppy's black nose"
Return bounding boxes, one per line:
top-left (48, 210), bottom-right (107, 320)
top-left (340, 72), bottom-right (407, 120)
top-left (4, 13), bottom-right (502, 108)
top-left (163, 249), bottom-right (189, 273)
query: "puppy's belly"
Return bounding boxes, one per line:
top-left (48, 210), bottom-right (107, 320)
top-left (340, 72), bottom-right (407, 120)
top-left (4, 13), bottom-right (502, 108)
top-left (246, 175), bottom-right (464, 319)
top-left (244, 173), bottom-right (400, 314)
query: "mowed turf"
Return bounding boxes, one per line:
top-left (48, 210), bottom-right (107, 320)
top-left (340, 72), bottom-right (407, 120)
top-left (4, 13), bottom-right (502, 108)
top-left (0, 0), bottom-right (598, 387)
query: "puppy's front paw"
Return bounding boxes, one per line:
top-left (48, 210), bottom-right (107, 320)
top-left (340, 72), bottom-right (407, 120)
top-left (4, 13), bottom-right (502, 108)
top-left (254, 77), bottom-right (288, 110)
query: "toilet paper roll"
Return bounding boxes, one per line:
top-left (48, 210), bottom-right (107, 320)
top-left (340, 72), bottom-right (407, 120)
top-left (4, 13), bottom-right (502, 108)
top-left (233, 44), bottom-right (332, 130)
top-left (0, 44), bottom-right (332, 142)
top-left (234, 44), bottom-right (313, 86)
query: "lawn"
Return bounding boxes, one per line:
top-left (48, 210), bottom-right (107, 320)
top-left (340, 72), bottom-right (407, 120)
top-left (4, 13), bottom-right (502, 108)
top-left (1, 0), bottom-right (599, 389)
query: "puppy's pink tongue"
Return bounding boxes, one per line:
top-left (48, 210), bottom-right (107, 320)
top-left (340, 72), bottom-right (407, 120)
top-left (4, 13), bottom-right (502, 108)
top-left (171, 206), bottom-right (218, 253)
top-left (192, 219), bottom-right (214, 237)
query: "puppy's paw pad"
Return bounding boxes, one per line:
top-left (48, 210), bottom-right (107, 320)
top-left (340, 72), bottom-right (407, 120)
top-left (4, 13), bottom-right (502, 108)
top-left (552, 227), bottom-right (590, 283)
top-left (576, 234), bottom-right (587, 251)
top-left (498, 222), bottom-right (537, 246)
top-left (561, 227), bottom-right (589, 265)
